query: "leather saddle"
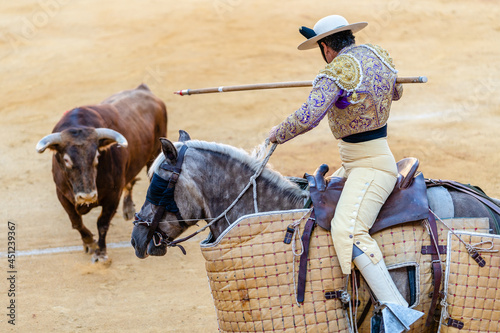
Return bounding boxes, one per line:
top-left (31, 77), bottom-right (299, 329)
top-left (305, 157), bottom-right (429, 234)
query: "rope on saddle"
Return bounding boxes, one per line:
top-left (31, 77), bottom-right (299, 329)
top-left (430, 208), bottom-right (498, 266)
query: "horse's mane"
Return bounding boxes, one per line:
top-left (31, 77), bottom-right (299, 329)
top-left (149, 140), bottom-right (307, 201)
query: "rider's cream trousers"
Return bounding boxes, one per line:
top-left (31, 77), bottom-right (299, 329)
top-left (331, 137), bottom-right (398, 275)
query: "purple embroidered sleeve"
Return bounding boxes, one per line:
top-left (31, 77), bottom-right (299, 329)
top-left (275, 77), bottom-right (341, 144)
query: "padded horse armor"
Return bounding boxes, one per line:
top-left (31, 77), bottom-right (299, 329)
top-left (305, 157), bottom-right (429, 233)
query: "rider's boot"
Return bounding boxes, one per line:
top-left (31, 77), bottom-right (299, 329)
top-left (353, 250), bottom-right (424, 333)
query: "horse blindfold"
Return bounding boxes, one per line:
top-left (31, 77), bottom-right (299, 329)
top-left (146, 173), bottom-right (180, 213)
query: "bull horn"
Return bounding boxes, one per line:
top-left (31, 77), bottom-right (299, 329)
top-left (95, 128), bottom-right (128, 148)
top-left (36, 133), bottom-right (62, 153)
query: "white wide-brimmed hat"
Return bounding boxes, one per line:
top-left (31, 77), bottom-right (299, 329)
top-left (297, 15), bottom-right (367, 50)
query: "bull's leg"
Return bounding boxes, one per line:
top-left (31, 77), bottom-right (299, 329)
top-left (56, 189), bottom-right (97, 253)
top-left (93, 202), bottom-right (119, 262)
top-left (122, 178), bottom-right (138, 220)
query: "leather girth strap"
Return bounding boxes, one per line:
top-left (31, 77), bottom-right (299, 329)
top-left (425, 210), bottom-right (442, 327)
top-left (296, 211), bottom-right (316, 303)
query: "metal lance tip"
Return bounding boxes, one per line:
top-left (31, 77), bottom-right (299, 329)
top-left (420, 76), bottom-right (428, 83)
top-left (174, 90), bottom-right (189, 96)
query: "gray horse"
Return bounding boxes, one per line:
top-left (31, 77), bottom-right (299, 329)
top-left (131, 131), bottom-right (308, 258)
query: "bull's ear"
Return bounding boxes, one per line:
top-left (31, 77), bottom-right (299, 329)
top-left (178, 130), bottom-right (191, 142)
top-left (160, 137), bottom-right (177, 164)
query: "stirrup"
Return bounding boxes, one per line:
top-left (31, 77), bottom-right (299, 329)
top-left (371, 302), bottom-right (424, 333)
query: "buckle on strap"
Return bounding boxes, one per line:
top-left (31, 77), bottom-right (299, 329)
top-left (444, 318), bottom-right (464, 329)
top-left (151, 231), bottom-right (187, 255)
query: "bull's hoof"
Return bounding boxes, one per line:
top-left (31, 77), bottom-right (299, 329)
top-left (122, 203), bottom-right (136, 221)
top-left (83, 241), bottom-right (98, 254)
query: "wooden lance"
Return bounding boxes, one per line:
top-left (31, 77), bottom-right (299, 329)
top-left (173, 76), bottom-right (427, 96)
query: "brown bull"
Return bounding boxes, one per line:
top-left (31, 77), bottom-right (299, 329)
top-left (37, 84), bottom-right (167, 261)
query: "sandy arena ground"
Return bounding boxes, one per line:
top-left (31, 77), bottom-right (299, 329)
top-left (1, 0), bottom-right (499, 332)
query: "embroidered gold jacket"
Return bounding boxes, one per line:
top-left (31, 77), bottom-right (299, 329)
top-left (274, 44), bottom-right (403, 143)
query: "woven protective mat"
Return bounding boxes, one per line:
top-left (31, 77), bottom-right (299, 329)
top-left (438, 231), bottom-right (500, 333)
top-left (200, 210), bottom-right (490, 332)
top-left (356, 217), bottom-right (490, 333)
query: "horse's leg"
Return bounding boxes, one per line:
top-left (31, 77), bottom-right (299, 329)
top-left (389, 268), bottom-right (412, 304)
top-left (56, 189), bottom-right (97, 253)
top-left (122, 178), bottom-right (138, 220)
top-left (94, 199), bottom-right (119, 262)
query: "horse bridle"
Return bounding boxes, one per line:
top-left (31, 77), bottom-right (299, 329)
top-left (133, 145), bottom-right (189, 253)
top-left (133, 141), bottom-right (278, 255)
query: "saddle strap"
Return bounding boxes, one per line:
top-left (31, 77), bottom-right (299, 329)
top-left (445, 318), bottom-right (464, 329)
top-left (425, 211), bottom-right (443, 327)
top-left (421, 245), bottom-right (447, 255)
top-left (296, 213), bottom-right (316, 303)
top-left (324, 290), bottom-right (343, 299)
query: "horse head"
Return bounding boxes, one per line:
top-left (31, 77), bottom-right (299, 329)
top-left (130, 130), bottom-right (308, 259)
top-left (131, 130), bottom-right (205, 258)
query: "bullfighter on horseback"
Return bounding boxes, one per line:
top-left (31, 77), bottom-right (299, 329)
top-left (268, 15), bottom-right (424, 331)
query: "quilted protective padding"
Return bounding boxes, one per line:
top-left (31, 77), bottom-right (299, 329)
top-left (201, 209), bottom-right (349, 332)
top-left (200, 210), bottom-right (490, 333)
top-left (439, 231), bottom-right (500, 333)
top-left (356, 218), bottom-right (491, 333)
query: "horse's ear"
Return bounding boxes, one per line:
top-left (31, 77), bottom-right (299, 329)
top-left (178, 130), bottom-right (191, 142)
top-left (159, 137), bottom-right (177, 164)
